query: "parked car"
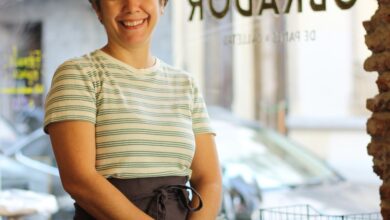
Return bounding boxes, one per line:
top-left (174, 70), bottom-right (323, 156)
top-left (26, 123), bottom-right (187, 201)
top-left (0, 116), bottom-right (18, 153)
top-left (0, 108), bottom-right (381, 220)
top-left (208, 107), bottom-right (380, 219)
top-left (0, 117), bottom-right (71, 220)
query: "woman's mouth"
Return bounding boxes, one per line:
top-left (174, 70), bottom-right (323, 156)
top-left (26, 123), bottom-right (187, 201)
top-left (121, 19), bottom-right (146, 29)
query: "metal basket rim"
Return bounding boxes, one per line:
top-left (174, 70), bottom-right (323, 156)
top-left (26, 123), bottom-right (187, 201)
top-left (259, 204), bottom-right (381, 218)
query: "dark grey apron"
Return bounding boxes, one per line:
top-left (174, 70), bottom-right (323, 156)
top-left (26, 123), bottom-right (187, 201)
top-left (73, 176), bottom-right (202, 220)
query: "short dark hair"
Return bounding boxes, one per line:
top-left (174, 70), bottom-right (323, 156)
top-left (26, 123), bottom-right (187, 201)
top-left (89, 0), bottom-right (168, 8)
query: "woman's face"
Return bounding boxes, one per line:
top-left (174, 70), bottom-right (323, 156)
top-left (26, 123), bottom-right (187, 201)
top-left (96, 0), bottom-right (164, 49)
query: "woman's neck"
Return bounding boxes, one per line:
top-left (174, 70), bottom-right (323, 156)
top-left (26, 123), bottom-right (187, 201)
top-left (101, 44), bottom-right (155, 69)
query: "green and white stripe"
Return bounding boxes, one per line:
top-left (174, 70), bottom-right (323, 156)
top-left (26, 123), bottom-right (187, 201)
top-left (44, 50), bottom-right (214, 179)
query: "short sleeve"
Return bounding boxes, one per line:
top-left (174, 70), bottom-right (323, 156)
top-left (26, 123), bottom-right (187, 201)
top-left (43, 61), bottom-right (96, 133)
top-left (190, 78), bottom-right (216, 136)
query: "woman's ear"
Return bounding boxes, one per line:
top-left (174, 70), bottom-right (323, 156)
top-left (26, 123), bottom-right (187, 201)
top-left (91, 4), bottom-right (103, 24)
top-left (159, 6), bottom-right (165, 15)
top-left (159, 0), bottom-right (166, 15)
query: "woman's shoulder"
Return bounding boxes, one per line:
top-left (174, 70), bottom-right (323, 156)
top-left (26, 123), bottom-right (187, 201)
top-left (55, 51), bottom-right (102, 73)
top-left (64, 50), bottom-right (100, 64)
top-left (158, 60), bottom-right (195, 81)
top-left (52, 52), bottom-right (105, 84)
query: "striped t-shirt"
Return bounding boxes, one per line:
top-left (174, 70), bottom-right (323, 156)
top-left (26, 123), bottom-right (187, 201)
top-left (44, 49), bottom-right (215, 179)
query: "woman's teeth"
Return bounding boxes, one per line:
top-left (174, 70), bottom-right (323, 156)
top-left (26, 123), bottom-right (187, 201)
top-left (123, 20), bottom-right (144, 27)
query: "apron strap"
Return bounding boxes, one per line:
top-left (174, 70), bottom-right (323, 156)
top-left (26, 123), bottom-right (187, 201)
top-left (133, 184), bottom-right (203, 220)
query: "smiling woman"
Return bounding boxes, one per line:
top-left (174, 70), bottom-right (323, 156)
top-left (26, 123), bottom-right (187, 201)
top-left (43, 0), bottom-right (222, 220)
top-left (89, 0), bottom-right (169, 7)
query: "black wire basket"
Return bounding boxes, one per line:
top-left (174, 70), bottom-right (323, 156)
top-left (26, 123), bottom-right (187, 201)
top-left (259, 204), bottom-right (382, 220)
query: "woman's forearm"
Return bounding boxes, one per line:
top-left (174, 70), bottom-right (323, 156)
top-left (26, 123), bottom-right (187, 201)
top-left (189, 134), bottom-right (223, 220)
top-left (188, 180), bottom-right (222, 220)
top-left (64, 172), bottom-right (153, 220)
top-left (48, 122), bottom-right (153, 220)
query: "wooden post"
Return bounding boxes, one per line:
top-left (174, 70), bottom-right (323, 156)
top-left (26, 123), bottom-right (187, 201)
top-left (364, 0), bottom-right (390, 219)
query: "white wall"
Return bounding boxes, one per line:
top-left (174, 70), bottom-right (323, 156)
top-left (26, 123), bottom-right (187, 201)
top-left (285, 1), bottom-right (379, 184)
top-left (287, 3), bottom-right (353, 119)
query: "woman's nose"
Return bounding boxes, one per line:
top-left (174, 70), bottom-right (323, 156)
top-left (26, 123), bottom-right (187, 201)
top-left (122, 0), bottom-right (142, 14)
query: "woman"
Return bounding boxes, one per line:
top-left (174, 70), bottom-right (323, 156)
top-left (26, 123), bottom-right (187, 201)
top-left (44, 0), bottom-right (222, 219)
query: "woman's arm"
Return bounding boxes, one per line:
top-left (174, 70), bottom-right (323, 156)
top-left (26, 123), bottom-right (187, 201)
top-left (188, 133), bottom-right (223, 220)
top-left (47, 121), bottom-right (153, 220)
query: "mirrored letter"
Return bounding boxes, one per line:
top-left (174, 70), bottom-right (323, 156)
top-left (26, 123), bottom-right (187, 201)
top-left (285, 0), bottom-right (302, 13)
top-left (259, 0), bottom-right (279, 15)
top-left (310, 0), bottom-right (326, 11)
top-left (189, 0), bottom-right (204, 21)
top-left (236, 0), bottom-right (252, 16)
top-left (335, 0), bottom-right (356, 10)
top-left (209, 0), bottom-right (230, 19)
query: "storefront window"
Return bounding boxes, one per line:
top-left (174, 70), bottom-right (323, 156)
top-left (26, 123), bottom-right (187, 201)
top-left (172, 0), bottom-right (377, 128)
top-left (0, 0), bottom-right (380, 219)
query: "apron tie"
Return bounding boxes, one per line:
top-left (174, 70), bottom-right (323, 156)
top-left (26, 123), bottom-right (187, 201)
top-left (136, 184), bottom-right (203, 220)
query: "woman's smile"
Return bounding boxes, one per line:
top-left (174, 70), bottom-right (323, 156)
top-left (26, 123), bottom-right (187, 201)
top-left (120, 18), bottom-right (147, 30)
top-left (97, 0), bottom-right (161, 47)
